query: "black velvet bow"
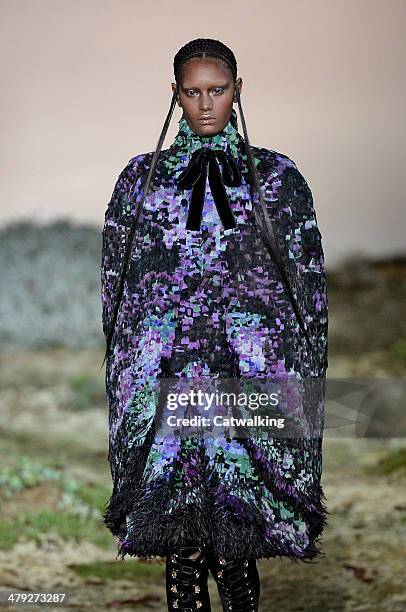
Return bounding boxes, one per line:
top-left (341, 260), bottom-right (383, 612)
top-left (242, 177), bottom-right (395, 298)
top-left (178, 148), bottom-right (242, 231)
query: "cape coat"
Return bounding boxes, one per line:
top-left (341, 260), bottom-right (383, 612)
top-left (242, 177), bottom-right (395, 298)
top-left (101, 109), bottom-right (329, 562)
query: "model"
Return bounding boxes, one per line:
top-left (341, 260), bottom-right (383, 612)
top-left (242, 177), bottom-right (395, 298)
top-left (100, 37), bottom-right (329, 612)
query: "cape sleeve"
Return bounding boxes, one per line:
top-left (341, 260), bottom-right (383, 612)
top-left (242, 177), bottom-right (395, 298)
top-left (277, 162), bottom-right (329, 376)
top-left (100, 156), bottom-right (141, 341)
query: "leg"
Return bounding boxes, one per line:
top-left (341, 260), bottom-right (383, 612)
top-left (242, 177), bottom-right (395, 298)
top-left (165, 543), bottom-right (212, 611)
top-left (187, 549), bottom-right (202, 560)
top-left (208, 554), bottom-right (260, 612)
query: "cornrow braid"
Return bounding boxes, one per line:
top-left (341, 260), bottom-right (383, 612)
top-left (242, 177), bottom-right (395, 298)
top-left (173, 38), bottom-right (237, 83)
top-left (101, 38), bottom-right (311, 369)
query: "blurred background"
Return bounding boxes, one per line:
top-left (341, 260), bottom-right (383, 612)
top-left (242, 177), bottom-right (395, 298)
top-left (0, 0), bottom-right (405, 610)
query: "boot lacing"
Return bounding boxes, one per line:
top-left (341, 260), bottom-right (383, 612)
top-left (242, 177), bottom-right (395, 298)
top-left (166, 545), bottom-right (211, 611)
top-left (211, 556), bottom-right (260, 611)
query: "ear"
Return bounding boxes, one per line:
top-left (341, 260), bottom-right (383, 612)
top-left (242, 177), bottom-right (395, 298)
top-left (171, 82), bottom-right (182, 106)
top-left (233, 78), bottom-right (242, 102)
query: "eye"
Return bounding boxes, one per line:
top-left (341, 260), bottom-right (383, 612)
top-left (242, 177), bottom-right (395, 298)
top-left (185, 87), bottom-right (225, 97)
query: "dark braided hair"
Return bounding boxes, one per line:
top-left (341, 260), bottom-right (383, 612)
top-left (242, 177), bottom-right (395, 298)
top-left (101, 38), bottom-right (311, 368)
top-left (173, 38), bottom-right (238, 83)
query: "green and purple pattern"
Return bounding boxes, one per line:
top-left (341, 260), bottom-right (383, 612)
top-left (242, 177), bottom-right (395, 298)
top-left (101, 109), bottom-right (329, 562)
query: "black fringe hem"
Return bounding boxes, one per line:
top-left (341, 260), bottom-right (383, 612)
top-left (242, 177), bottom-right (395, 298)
top-left (102, 432), bottom-right (329, 565)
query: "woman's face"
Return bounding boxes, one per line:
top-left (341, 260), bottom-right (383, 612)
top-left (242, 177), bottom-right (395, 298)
top-left (171, 58), bottom-right (242, 137)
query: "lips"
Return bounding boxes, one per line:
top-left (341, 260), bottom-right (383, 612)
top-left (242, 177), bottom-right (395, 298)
top-left (198, 116), bottom-right (215, 120)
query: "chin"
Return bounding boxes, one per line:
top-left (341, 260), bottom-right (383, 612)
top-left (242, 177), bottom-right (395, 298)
top-left (195, 124), bottom-right (221, 137)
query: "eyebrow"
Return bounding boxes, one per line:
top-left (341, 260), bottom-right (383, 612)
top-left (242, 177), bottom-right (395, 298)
top-left (181, 83), bottom-right (229, 91)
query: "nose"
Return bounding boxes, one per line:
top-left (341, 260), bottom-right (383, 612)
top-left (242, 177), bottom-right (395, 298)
top-left (199, 92), bottom-right (213, 112)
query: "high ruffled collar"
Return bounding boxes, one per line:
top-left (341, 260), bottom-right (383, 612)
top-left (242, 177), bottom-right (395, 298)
top-left (164, 108), bottom-right (245, 175)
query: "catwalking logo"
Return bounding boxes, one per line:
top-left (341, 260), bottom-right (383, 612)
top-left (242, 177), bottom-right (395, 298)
top-left (166, 413), bottom-right (286, 429)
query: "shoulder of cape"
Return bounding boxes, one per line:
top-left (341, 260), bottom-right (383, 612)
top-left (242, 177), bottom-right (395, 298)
top-left (250, 145), bottom-right (300, 180)
top-left (119, 150), bottom-right (156, 178)
top-left (117, 148), bottom-right (180, 187)
top-left (250, 145), bottom-right (313, 203)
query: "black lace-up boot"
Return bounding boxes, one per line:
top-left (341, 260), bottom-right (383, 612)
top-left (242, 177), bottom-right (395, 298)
top-left (165, 544), bottom-right (212, 611)
top-left (208, 555), bottom-right (260, 611)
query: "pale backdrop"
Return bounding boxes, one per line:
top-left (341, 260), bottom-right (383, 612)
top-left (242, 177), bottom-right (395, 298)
top-left (1, 0), bottom-right (405, 267)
